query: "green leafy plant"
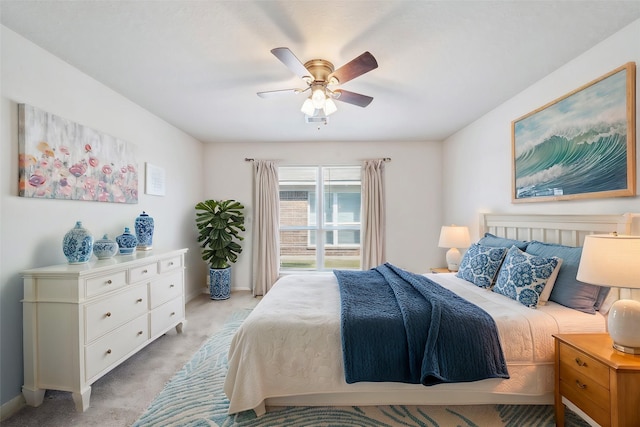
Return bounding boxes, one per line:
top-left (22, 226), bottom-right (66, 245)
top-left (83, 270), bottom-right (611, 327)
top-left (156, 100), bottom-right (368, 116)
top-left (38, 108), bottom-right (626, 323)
top-left (195, 199), bottom-right (245, 269)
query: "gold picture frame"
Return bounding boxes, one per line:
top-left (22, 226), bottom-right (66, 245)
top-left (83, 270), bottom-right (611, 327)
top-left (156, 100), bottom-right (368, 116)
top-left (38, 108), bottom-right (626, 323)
top-left (512, 62), bottom-right (636, 203)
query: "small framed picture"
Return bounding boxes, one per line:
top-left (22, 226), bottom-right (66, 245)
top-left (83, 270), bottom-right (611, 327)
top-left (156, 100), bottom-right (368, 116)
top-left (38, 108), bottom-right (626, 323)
top-left (145, 163), bottom-right (166, 196)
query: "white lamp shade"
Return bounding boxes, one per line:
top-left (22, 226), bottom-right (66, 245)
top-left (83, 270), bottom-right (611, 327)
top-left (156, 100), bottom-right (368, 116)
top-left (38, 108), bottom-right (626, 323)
top-left (576, 234), bottom-right (640, 288)
top-left (577, 234), bottom-right (640, 354)
top-left (438, 225), bottom-right (471, 272)
top-left (438, 225), bottom-right (471, 249)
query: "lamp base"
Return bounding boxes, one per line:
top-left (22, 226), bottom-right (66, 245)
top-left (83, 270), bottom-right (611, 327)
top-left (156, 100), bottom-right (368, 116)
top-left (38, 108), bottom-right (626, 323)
top-left (608, 299), bottom-right (640, 354)
top-left (446, 248), bottom-right (462, 272)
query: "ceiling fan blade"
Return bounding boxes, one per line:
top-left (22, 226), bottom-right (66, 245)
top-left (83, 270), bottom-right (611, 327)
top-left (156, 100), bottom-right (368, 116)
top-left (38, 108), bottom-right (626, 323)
top-left (257, 88), bottom-right (302, 98)
top-left (328, 52), bottom-right (378, 85)
top-left (333, 89), bottom-right (374, 108)
top-left (271, 47), bottom-right (311, 80)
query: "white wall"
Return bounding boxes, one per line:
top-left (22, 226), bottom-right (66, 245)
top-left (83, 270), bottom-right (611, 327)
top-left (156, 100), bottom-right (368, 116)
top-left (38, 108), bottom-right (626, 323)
top-left (202, 140), bottom-right (443, 291)
top-left (0, 27), bottom-right (205, 410)
top-left (443, 19), bottom-right (640, 236)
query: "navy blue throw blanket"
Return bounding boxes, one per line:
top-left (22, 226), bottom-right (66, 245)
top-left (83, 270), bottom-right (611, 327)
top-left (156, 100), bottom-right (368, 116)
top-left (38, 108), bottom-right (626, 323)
top-left (334, 263), bottom-right (509, 386)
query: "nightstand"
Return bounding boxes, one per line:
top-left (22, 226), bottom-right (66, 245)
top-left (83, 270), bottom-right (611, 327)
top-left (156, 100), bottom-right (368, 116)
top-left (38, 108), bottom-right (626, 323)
top-left (430, 267), bottom-right (453, 274)
top-left (553, 333), bottom-right (640, 427)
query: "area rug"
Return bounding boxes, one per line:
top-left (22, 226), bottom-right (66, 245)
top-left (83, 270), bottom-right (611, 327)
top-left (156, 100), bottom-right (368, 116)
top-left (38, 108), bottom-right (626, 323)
top-left (133, 309), bottom-right (589, 427)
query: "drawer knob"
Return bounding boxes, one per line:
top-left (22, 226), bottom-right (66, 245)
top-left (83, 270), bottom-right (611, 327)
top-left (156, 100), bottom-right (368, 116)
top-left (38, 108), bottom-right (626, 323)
top-left (575, 380), bottom-right (587, 389)
top-left (106, 279), bottom-right (112, 285)
top-left (105, 312), bottom-right (112, 317)
top-left (170, 284), bottom-right (175, 288)
top-left (170, 312), bottom-right (176, 316)
top-left (106, 349), bottom-right (112, 355)
top-left (137, 298), bottom-right (143, 303)
top-left (574, 357), bottom-right (587, 367)
top-left (142, 269), bottom-right (148, 274)
top-left (137, 331), bottom-right (143, 336)
top-left (168, 262), bottom-right (174, 266)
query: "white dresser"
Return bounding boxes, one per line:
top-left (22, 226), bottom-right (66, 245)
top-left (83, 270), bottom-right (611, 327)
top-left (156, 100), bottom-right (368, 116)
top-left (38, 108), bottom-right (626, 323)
top-left (21, 248), bottom-right (188, 411)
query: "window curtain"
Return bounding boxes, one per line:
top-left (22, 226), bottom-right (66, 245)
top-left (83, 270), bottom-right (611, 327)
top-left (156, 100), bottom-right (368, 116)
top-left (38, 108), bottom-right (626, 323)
top-left (361, 159), bottom-right (386, 270)
top-left (252, 160), bottom-right (280, 296)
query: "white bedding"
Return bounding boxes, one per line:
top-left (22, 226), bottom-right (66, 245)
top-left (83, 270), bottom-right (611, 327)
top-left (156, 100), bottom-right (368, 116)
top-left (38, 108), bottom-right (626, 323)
top-left (224, 272), bottom-right (606, 415)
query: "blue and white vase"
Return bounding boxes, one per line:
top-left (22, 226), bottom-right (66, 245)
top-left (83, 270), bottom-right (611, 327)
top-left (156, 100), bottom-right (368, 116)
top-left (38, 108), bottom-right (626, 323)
top-left (115, 227), bottom-right (138, 255)
top-left (62, 221), bottom-right (94, 264)
top-left (93, 234), bottom-right (118, 259)
top-left (209, 267), bottom-right (231, 300)
top-left (134, 211), bottom-right (154, 251)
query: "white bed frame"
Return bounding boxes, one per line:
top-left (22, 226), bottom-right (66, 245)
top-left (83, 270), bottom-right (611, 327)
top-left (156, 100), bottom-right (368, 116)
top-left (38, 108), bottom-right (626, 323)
top-left (262, 212), bottom-right (638, 410)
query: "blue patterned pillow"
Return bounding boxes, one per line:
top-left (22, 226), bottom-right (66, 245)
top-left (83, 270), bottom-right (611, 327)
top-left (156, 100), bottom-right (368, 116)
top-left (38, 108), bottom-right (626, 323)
top-left (456, 244), bottom-right (507, 288)
top-left (493, 246), bottom-right (560, 308)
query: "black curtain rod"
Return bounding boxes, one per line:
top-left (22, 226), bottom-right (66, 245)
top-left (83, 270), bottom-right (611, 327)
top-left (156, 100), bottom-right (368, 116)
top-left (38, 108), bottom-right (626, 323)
top-left (245, 157), bottom-right (391, 162)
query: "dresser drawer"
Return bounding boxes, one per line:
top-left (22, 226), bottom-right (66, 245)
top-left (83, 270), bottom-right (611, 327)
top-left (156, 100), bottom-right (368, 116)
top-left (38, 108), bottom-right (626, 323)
top-left (150, 297), bottom-right (184, 337)
top-left (560, 377), bottom-right (610, 426)
top-left (559, 343), bottom-right (609, 389)
top-left (85, 314), bottom-right (149, 381)
top-left (85, 270), bottom-right (127, 298)
top-left (159, 255), bottom-right (182, 273)
top-left (150, 271), bottom-right (183, 308)
top-left (129, 262), bottom-right (158, 283)
top-left (84, 285), bottom-right (148, 342)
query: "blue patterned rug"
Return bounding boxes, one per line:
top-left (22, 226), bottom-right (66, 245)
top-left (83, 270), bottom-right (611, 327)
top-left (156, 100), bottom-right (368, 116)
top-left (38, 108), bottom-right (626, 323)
top-left (133, 309), bottom-right (589, 427)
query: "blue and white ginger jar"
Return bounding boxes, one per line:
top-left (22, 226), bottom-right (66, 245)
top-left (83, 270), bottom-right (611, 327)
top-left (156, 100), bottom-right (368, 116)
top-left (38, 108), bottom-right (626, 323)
top-left (93, 234), bottom-right (118, 259)
top-left (135, 211), bottom-right (154, 251)
top-left (62, 221), bottom-right (94, 264)
top-left (116, 227), bottom-right (138, 255)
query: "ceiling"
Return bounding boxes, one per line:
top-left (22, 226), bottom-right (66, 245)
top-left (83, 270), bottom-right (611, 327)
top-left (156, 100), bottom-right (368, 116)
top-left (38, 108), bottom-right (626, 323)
top-left (2, 1), bottom-right (640, 144)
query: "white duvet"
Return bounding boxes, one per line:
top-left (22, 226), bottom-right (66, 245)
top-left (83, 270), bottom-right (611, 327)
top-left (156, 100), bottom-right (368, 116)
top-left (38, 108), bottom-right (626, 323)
top-left (224, 272), bottom-right (606, 415)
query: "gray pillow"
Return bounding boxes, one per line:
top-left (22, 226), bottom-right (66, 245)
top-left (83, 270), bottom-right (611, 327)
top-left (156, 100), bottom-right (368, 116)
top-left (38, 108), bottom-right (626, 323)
top-left (525, 241), bottom-right (602, 314)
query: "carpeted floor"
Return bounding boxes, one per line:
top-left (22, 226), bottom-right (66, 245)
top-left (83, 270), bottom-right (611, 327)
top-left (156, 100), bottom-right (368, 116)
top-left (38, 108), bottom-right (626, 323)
top-left (133, 309), bottom-right (591, 427)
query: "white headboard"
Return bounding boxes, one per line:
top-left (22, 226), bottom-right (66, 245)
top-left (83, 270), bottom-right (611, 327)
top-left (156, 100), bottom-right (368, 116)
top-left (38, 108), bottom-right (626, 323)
top-left (479, 213), bottom-right (636, 246)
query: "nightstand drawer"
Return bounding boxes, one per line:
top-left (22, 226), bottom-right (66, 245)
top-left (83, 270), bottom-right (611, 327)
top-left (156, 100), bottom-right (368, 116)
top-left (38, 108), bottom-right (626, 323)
top-left (559, 343), bottom-right (609, 389)
top-left (560, 377), bottom-right (610, 426)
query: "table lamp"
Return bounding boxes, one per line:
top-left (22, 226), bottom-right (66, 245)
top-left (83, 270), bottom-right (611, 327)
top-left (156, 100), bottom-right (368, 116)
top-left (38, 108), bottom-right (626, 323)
top-left (576, 234), bottom-right (640, 354)
top-left (438, 225), bottom-right (471, 272)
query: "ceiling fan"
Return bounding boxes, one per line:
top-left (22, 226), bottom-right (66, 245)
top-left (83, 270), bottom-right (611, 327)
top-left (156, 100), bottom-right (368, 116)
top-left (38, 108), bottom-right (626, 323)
top-left (257, 47), bottom-right (378, 121)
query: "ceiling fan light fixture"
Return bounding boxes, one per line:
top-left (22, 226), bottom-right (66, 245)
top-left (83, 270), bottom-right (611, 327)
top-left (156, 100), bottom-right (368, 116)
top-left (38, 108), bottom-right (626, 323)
top-left (324, 98), bottom-right (338, 116)
top-left (311, 87), bottom-right (327, 109)
top-left (300, 98), bottom-right (316, 116)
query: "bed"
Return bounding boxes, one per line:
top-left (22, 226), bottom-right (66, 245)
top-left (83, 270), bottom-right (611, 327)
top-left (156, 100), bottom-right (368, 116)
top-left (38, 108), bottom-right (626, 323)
top-left (224, 213), bottom-right (636, 416)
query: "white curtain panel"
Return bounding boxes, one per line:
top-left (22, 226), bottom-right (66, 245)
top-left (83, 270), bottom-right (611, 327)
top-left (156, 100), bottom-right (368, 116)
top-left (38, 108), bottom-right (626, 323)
top-left (361, 159), bottom-right (386, 270)
top-left (252, 160), bottom-right (280, 296)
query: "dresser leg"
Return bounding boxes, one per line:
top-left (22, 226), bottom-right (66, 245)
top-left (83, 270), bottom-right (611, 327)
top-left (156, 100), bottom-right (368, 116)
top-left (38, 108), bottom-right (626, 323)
top-left (555, 402), bottom-right (565, 427)
top-left (175, 321), bottom-right (184, 334)
top-left (72, 386), bottom-right (91, 412)
top-left (22, 386), bottom-right (45, 407)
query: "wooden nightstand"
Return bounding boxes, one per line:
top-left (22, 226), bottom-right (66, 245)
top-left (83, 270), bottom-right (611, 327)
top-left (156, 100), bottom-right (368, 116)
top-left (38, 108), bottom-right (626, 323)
top-left (430, 267), bottom-right (453, 274)
top-left (554, 333), bottom-right (640, 427)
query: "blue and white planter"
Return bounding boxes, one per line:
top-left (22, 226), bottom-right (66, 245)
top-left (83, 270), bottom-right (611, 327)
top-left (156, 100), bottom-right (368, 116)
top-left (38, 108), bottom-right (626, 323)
top-left (62, 221), bottom-right (94, 264)
top-left (116, 227), bottom-right (138, 255)
top-left (209, 267), bottom-right (231, 300)
top-left (135, 211), bottom-right (154, 251)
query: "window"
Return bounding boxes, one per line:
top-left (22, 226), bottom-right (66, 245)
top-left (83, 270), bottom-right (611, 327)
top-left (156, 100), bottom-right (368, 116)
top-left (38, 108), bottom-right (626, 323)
top-left (279, 166), bottom-right (361, 271)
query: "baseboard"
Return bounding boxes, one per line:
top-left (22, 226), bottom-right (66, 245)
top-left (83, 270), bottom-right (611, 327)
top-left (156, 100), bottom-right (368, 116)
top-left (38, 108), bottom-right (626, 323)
top-left (0, 393), bottom-right (25, 421)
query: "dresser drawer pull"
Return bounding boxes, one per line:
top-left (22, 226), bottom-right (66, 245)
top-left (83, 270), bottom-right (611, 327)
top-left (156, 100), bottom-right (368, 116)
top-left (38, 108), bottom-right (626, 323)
top-left (574, 357), bottom-right (587, 367)
top-left (170, 312), bottom-right (176, 316)
top-left (137, 331), bottom-right (143, 336)
top-left (170, 284), bottom-right (175, 288)
top-left (106, 279), bottom-right (113, 285)
top-left (142, 269), bottom-right (148, 274)
top-left (105, 312), bottom-right (112, 317)
top-left (575, 380), bottom-right (587, 389)
top-left (136, 298), bottom-right (143, 303)
top-left (106, 349), bottom-right (112, 355)
top-left (168, 262), bottom-right (174, 266)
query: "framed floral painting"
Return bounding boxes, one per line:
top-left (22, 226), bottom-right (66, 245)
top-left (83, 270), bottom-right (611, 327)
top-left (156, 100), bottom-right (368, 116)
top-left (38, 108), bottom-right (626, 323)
top-left (18, 104), bottom-right (138, 203)
top-left (512, 62), bottom-right (636, 203)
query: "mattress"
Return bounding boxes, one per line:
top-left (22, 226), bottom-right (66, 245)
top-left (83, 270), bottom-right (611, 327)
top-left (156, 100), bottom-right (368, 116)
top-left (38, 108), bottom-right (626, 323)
top-left (224, 272), bottom-right (606, 416)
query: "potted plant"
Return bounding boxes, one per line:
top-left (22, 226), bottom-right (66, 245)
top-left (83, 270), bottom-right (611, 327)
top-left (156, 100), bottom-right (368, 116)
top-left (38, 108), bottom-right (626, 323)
top-left (195, 199), bottom-right (245, 300)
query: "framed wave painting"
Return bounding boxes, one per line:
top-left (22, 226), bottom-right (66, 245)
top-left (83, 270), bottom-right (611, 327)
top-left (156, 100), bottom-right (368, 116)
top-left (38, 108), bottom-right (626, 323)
top-left (512, 62), bottom-right (636, 203)
top-left (18, 104), bottom-right (138, 203)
